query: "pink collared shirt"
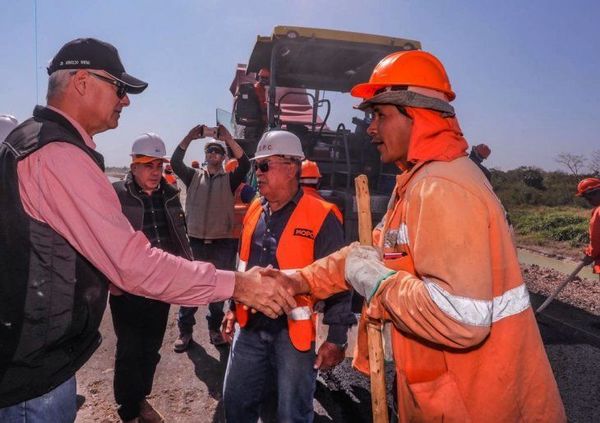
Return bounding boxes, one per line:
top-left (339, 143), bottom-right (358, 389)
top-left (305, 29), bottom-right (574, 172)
top-left (17, 106), bottom-right (235, 305)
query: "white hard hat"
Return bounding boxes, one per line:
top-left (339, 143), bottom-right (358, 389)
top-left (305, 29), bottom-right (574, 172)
top-left (130, 132), bottom-right (169, 163)
top-left (0, 114), bottom-right (19, 142)
top-left (253, 130), bottom-right (305, 160)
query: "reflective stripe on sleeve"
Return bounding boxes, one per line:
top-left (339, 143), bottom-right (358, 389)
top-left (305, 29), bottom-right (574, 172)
top-left (423, 278), bottom-right (531, 327)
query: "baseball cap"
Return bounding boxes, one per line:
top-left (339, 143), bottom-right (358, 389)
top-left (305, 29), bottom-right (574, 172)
top-left (47, 38), bottom-right (148, 94)
top-left (131, 133), bottom-right (170, 163)
top-left (205, 140), bottom-right (226, 154)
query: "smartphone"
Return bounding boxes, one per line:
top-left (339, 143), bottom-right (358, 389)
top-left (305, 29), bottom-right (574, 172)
top-left (201, 126), bottom-right (219, 138)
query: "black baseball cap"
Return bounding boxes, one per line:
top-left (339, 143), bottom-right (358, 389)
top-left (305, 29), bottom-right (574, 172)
top-left (47, 38), bottom-right (148, 94)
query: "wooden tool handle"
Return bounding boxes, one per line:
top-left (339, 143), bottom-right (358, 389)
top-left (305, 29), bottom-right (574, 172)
top-left (355, 175), bottom-right (373, 247)
top-left (354, 174), bottom-right (389, 423)
top-left (535, 260), bottom-right (587, 314)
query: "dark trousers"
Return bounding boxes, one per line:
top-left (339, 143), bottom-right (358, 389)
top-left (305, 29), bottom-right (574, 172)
top-left (110, 293), bottom-right (170, 421)
top-left (177, 237), bottom-right (238, 333)
top-left (223, 327), bottom-right (317, 423)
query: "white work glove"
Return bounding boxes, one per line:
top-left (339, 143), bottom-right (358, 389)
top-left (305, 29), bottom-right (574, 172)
top-left (345, 244), bottom-right (396, 303)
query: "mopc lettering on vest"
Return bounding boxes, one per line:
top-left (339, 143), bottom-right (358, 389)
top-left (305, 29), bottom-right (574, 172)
top-left (293, 227), bottom-right (315, 239)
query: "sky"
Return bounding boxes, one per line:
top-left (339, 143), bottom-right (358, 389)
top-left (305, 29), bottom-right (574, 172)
top-left (1, 0), bottom-right (599, 171)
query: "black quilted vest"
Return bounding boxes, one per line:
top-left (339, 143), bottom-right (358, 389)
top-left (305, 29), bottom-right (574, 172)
top-left (0, 106), bottom-right (109, 407)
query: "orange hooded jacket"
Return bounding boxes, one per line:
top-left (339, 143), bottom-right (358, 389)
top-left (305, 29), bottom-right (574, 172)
top-left (296, 108), bottom-right (565, 422)
top-left (585, 206), bottom-right (600, 273)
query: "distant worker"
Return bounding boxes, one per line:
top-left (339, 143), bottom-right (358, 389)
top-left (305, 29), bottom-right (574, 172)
top-left (191, 159), bottom-right (200, 169)
top-left (254, 68), bottom-right (270, 125)
top-left (163, 163), bottom-right (177, 185)
top-left (469, 143), bottom-right (492, 181)
top-left (576, 177), bottom-right (600, 276)
top-left (110, 133), bottom-right (191, 423)
top-left (222, 130), bottom-right (355, 423)
top-left (0, 114), bottom-right (18, 142)
top-left (278, 50), bottom-right (565, 422)
top-left (300, 159), bottom-right (343, 222)
top-left (226, 157), bottom-right (257, 239)
top-left (171, 125), bottom-right (250, 350)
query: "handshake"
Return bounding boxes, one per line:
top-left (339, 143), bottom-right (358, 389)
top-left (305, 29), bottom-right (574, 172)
top-left (232, 266), bottom-right (309, 318)
top-left (231, 243), bottom-right (396, 319)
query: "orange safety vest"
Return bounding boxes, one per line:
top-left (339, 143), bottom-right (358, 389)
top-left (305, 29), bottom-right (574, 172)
top-left (237, 194), bottom-right (335, 351)
top-left (301, 186), bottom-right (343, 223)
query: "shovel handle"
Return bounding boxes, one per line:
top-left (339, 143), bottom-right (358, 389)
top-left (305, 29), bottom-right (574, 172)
top-left (355, 175), bottom-right (389, 423)
top-left (535, 260), bottom-right (587, 314)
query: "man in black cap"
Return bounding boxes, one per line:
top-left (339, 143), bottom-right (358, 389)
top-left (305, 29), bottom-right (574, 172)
top-left (0, 38), bottom-right (296, 422)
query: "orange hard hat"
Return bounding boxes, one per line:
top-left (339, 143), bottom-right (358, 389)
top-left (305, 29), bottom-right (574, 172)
top-left (576, 177), bottom-right (600, 197)
top-left (300, 160), bottom-right (321, 180)
top-left (225, 158), bottom-right (239, 173)
top-left (474, 144), bottom-right (491, 159)
top-left (258, 68), bottom-right (270, 78)
top-left (351, 50), bottom-right (455, 101)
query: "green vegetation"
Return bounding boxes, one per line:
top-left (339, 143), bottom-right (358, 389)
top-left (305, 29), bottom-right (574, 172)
top-left (491, 167), bottom-right (589, 208)
top-left (509, 207), bottom-right (589, 247)
top-left (489, 167), bottom-right (594, 248)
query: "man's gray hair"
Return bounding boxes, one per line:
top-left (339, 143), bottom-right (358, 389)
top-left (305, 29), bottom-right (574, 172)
top-left (46, 69), bottom-right (74, 101)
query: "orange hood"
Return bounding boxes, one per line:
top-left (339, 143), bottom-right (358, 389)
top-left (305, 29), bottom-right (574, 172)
top-left (399, 107), bottom-right (468, 170)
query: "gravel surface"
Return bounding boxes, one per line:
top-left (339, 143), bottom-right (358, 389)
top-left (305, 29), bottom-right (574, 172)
top-left (544, 343), bottom-right (600, 423)
top-left (523, 264), bottom-right (600, 316)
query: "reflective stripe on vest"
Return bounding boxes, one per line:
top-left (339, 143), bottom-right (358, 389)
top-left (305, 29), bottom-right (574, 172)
top-left (236, 194), bottom-right (334, 350)
top-left (424, 278), bottom-right (531, 327)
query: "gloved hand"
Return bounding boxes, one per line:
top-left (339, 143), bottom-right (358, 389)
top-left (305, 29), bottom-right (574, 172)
top-left (345, 244), bottom-right (395, 303)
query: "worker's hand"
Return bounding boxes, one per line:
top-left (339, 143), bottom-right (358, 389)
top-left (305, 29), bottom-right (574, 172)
top-left (258, 267), bottom-right (310, 297)
top-left (233, 267), bottom-right (297, 318)
top-left (220, 310), bottom-right (236, 344)
top-left (314, 341), bottom-right (346, 370)
top-left (345, 244), bottom-right (395, 303)
top-left (179, 124), bottom-right (205, 149)
top-left (216, 124), bottom-right (234, 144)
top-left (582, 255), bottom-right (594, 265)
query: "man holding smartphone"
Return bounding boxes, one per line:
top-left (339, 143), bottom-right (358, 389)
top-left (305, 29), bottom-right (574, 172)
top-left (170, 124), bottom-right (250, 350)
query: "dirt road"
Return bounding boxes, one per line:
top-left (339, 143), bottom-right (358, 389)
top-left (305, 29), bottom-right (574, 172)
top-left (75, 304), bottom-right (379, 423)
top-left (75, 305), bottom-right (230, 423)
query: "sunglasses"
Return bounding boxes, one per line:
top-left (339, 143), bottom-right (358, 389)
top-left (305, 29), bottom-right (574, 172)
top-left (206, 147), bottom-right (225, 155)
top-left (253, 160), bottom-right (294, 172)
top-left (89, 72), bottom-right (127, 99)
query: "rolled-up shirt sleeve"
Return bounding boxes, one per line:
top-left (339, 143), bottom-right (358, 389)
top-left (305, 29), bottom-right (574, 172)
top-left (18, 142), bottom-right (234, 306)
